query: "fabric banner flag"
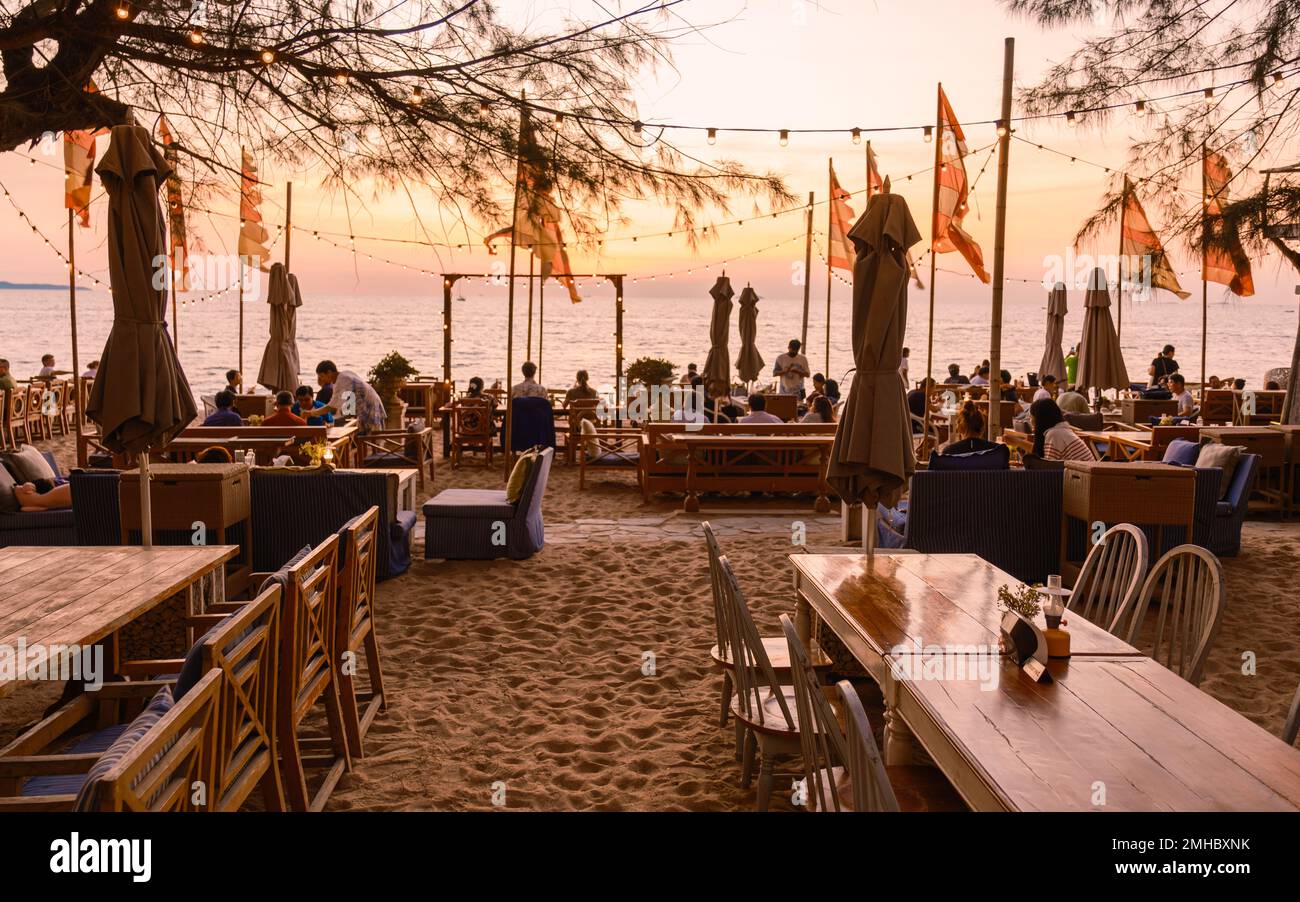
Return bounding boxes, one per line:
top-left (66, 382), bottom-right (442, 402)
top-left (484, 118), bottom-right (580, 303)
top-left (865, 145), bottom-right (885, 196)
top-left (158, 117), bottom-right (190, 291)
top-left (933, 87), bottom-right (989, 283)
top-left (827, 162), bottom-right (856, 271)
top-left (1121, 176), bottom-right (1190, 299)
top-left (63, 82), bottom-right (107, 228)
top-left (1203, 152), bottom-right (1254, 297)
top-left (238, 147), bottom-right (271, 272)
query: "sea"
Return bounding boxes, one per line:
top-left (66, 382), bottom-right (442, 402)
top-left (1, 280), bottom-right (1295, 401)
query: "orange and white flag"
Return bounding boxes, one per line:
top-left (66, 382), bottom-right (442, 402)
top-left (63, 82), bottom-right (107, 228)
top-left (238, 147), bottom-right (271, 272)
top-left (1121, 176), bottom-right (1189, 299)
top-left (933, 87), bottom-right (989, 283)
top-left (865, 144), bottom-right (884, 197)
top-left (158, 117), bottom-right (190, 291)
top-left (1203, 152), bottom-right (1254, 297)
top-left (827, 162), bottom-right (856, 271)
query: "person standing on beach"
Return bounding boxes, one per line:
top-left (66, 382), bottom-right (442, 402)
top-left (1148, 344), bottom-right (1179, 388)
top-left (899, 347), bottom-right (910, 386)
top-left (310, 360), bottom-right (387, 433)
top-left (773, 339), bottom-right (810, 397)
top-left (1064, 347), bottom-right (1078, 388)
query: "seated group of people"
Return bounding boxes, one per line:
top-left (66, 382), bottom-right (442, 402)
top-left (206, 360), bottom-right (389, 432)
top-left (203, 384), bottom-right (334, 428)
top-left (935, 396), bottom-right (1094, 466)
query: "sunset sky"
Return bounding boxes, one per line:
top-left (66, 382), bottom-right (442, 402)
top-left (1, 0), bottom-right (1297, 306)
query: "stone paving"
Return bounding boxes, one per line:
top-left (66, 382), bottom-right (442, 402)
top-left (543, 511), bottom-right (845, 544)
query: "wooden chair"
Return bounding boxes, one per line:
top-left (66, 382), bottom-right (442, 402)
top-left (451, 397), bottom-right (495, 467)
top-left (1068, 523), bottom-right (1148, 636)
top-left (0, 389), bottom-right (12, 448)
top-left (910, 411), bottom-right (944, 461)
top-left (564, 398), bottom-right (601, 464)
top-left (1114, 544), bottom-right (1225, 686)
top-left (0, 670), bottom-right (221, 812)
top-left (839, 679), bottom-right (904, 812)
top-left (270, 536), bottom-right (353, 810)
top-left (578, 426), bottom-right (642, 489)
top-left (1284, 681), bottom-right (1300, 747)
top-left (25, 382), bottom-right (48, 441)
top-left (333, 506), bottom-right (386, 758)
top-left (779, 613), bottom-right (852, 811)
top-left (356, 427), bottom-right (435, 491)
top-left (116, 583), bottom-right (286, 812)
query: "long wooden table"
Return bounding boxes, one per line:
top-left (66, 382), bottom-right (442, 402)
top-left (790, 551), bottom-right (1300, 811)
top-left (1075, 429), bottom-right (1152, 462)
top-left (0, 545), bottom-right (236, 698)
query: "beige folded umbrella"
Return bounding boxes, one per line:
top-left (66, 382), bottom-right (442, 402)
top-left (826, 190), bottom-right (919, 512)
top-left (1075, 267), bottom-right (1131, 393)
top-left (86, 124), bottom-right (198, 546)
top-left (1039, 281), bottom-right (1068, 385)
top-left (257, 263), bottom-right (303, 393)
top-left (702, 275), bottom-right (733, 392)
top-left (735, 285), bottom-right (764, 385)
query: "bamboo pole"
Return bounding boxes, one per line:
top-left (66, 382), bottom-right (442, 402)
top-left (442, 277), bottom-right (454, 382)
top-left (923, 84), bottom-right (944, 446)
top-left (615, 277), bottom-right (625, 426)
top-left (1117, 177), bottom-right (1127, 356)
top-left (1201, 141), bottom-right (1209, 393)
top-left (238, 255), bottom-right (244, 380)
top-left (284, 182), bottom-right (293, 269)
top-left (538, 276), bottom-right (545, 382)
top-left (503, 94), bottom-right (528, 478)
top-left (800, 191), bottom-right (814, 353)
top-left (824, 158), bottom-right (834, 376)
top-left (987, 38), bottom-right (1015, 440)
top-left (68, 209), bottom-right (82, 442)
top-left (526, 254), bottom-right (535, 361)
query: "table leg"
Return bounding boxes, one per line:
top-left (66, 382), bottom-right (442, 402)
top-left (794, 583), bottom-right (811, 646)
top-left (883, 673), bottom-right (918, 766)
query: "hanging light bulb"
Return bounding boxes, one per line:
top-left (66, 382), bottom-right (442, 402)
top-left (115, 4), bottom-right (130, 19)
top-left (260, 49), bottom-right (276, 64)
top-left (188, 25), bottom-right (205, 45)
top-left (554, 111), bottom-right (564, 124)
top-left (1134, 99), bottom-right (1146, 115)
top-left (923, 125), bottom-right (933, 142)
top-left (1065, 111), bottom-right (1077, 127)
top-left (335, 71), bottom-right (349, 85)
top-left (1204, 87), bottom-right (1215, 103)
top-left (706, 127), bottom-right (717, 145)
top-left (995, 119), bottom-right (1007, 137)
top-left (411, 86), bottom-right (424, 105)
top-left (1273, 71), bottom-right (1285, 85)
top-left (851, 127), bottom-right (861, 145)
top-left (479, 98), bottom-right (490, 113)
top-left (633, 121), bottom-right (643, 135)
top-left (779, 129), bottom-right (789, 146)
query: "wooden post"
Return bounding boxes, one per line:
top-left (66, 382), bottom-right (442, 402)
top-left (824, 158), bottom-right (834, 376)
top-left (615, 276), bottom-right (625, 426)
top-left (68, 209), bottom-right (82, 441)
top-left (987, 37), bottom-right (1015, 440)
top-left (442, 276), bottom-right (454, 383)
top-left (800, 191), bottom-right (814, 353)
top-left (237, 255), bottom-right (244, 379)
top-left (1117, 177), bottom-right (1127, 352)
top-left (923, 84), bottom-right (944, 446)
top-left (284, 182), bottom-right (293, 269)
top-left (1201, 141), bottom-right (1209, 393)
top-left (503, 94), bottom-right (528, 478)
top-left (526, 254), bottom-right (535, 361)
top-left (538, 276), bottom-right (545, 382)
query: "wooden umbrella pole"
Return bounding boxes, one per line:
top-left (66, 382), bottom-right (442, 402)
top-left (1117, 178), bottom-right (1126, 355)
top-left (68, 209), bottom-right (82, 441)
top-left (923, 84), bottom-right (944, 446)
top-left (824, 158), bottom-right (833, 376)
top-left (800, 191), bottom-right (814, 352)
top-left (139, 453), bottom-right (153, 548)
top-left (503, 93), bottom-right (528, 479)
top-left (987, 37), bottom-right (1015, 440)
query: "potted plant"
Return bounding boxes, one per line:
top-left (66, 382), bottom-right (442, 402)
top-left (368, 351), bottom-right (420, 429)
top-left (624, 357), bottom-right (675, 421)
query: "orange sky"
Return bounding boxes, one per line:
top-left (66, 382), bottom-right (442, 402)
top-left (0, 0), bottom-right (1296, 304)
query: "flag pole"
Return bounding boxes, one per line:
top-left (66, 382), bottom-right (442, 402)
top-left (824, 157), bottom-right (834, 376)
top-left (503, 92), bottom-right (528, 478)
top-left (68, 208), bottom-right (82, 443)
top-left (923, 84), bottom-right (944, 448)
top-left (800, 191), bottom-right (814, 352)
top-left (238, 145), bottom-right (245, 381)
top-left (987, 37), bottom-right (1015, 440)
top-left (538, 275), bottom-right (545, 382)
top-left (526, 254), bottom-right (535, 361)
top-left (1117, 177), bottom-right (1127, 354)
top-left (284, 181), bottom-right (293, 269)
top-left (1201, 141), bottom-right (1208, 393)
top-left (865, 140), bottom-right (873, 201)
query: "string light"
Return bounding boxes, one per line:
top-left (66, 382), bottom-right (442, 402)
top-left (995, 119), bottom-right (1008, 137)
top-left (260, 49), bottom-right (275, 64)
top-left (632, 121), bottom-right (642, 135)
top-left (411, 86), bottom-right (424, 105)
top-left (851, 127), bottom-right (861, 145)
top-left (479, 98), bottom-right (490, 113)
top-left (188, 26), bottom-right (204, 45)
top-left (1274, 71), bottom-right (1285, 85)
top-left (779, 129), bottom-right (789, 146)
top-left (1065, 111), bottom-right (1078, 127)
top-left (335, 71), bottom-right (349, 85)
top-left (1135, 99), bottom-right (1146, 115)
top-left (115, 5), bottom-right (130, 19)
top-left (1203, 87), bottom-right (1215, 103)
top-left (706, 127), bottom-right (716, 145)
top-left (923, 125), bottom-right (933, 142)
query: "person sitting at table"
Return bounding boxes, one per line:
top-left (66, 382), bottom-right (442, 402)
top-left (1266, 380), bottom-right (1281, 391)
top-left (202, 390), bottom-right (243, 427)
top-left (310, 360), bottom-right (387, 433)
top-left (800, 395), bottom-right (836, 424)
top-left (1056, 386), bottom-right (1090, 414)
top-left (464, 375), bottom-right (496, 409)
top-left (944, 363), bottom-right (969, 385)
top-left (262, 390), bottom-right (307, 427)
top-left (673, 375), bottom-right (709, 423)
top-left (565, 370), bottom-right (600, 406)
top-left (1031, 398), bottom-right (1095, 462)
top-left (293, 385), bottom-right (334, 425)
top-left (907, 377), bottom-right (935, 433)
top-left (1034, 374), bottom-right (1058, 403)
top-left (999, 369), bottom-right (1020, 403)
top-left (1233, 377), bottom-right (1247, 391)
top-left (740, 393), bottom-right (783, 424)
top-left (0, 358), bottom-right (17, 392)
top-left (1207, 375), bottom-right (1223, 390)
top-left (37, 353), bottom-right (70, 380)
top-left (1168, 374), bottom-right (1195, 418)
top-left (940, 400), bottom-right (997, 456)
top-left (510, 361), bottom-right (547, 399)
top-left (224, 369), bottom-right (242, 395)
top-left (970, 365), bottom-right (990, 386)
top-left (82, 360), bottom-right (99, 380)
top-left (13, 478), bottom-right (71, 511)
top-left (679, 362), bottom-right (699, 387)
top-left (704, 381), bottom-right (744, 422)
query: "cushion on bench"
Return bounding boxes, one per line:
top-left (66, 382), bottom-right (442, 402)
top-left (423, 488), bottom-right (515, 519)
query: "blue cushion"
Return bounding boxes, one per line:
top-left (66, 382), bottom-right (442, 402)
top-left (258, 544), bottom-right (314, 596)
top-left (173, 616), bottom-right (234, 700)
top-left (423, 488), bottom-right (514, 519)
top-left (928, 444), bottom-right (1010, 471)
top-left (394, 510), bottom-right (417, 535)
top-left (1163, 438), bottom-right (1201, 466)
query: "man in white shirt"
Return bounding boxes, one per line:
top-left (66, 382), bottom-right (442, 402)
top-left (773, 339), bottom-right (810, 397)
top-left (511, 361), bottom-right (548, 399)
top-left (311, 359), bottom-right (387, 433)
top-left (1033, 374), bottom-right (1058, 403)
top-left (1169, 374), bottom-right (1195, 418)
top-left (739, 393), bottom-right (784, 424)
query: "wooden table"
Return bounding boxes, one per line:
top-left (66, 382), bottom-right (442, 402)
top-left (1120, 397), bottom-right (1176, 425)
top-left (0, 545), bottom-right (236, 698)
top-left (791, 552), bottom-right (1300, 811)
top-left (1075, 429), bottom-right (1152, 462)
top-left (1201, 426), bottom-right (1287, 512)
top-left (1269, 424), bottom-right (1300, 516)
top-left (664, 433), bottom-right (835, 513)
top-left (161, 435), bottom-right (294, 464)
top-left (325, 425), bottom-right (358, 468)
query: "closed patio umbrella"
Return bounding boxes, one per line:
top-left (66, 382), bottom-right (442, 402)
top-left (826, 189), bottom-right (919, 517)
top-left (86, 124), bottom-right (197, 546)
top-left (1284, 311), bottom-right (1300, 425)
top-left (735, 285), bottom-right (764, 385)
top-left (257, 262), bottom-right (303, 393)
top-left (1039, 281), bottom-right (1068, 385)
top-left (702, 275), bottom-right (733, 393)
top-left (1075, 267), bottom-right (1130, 395)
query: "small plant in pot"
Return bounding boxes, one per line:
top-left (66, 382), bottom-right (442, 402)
top-left (368, 351), bottom-right (420, 429)
top-left (624, 357), bottom-right (675, 421)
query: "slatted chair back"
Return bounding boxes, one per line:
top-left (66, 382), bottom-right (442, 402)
top-left (702, 522), bottom-right (728, 662)
top-left (0, 389), bottom-right (11, 448)
top-left (25, 382), bottom-right (46, 439)
top-left (82, 670), bottom-right (221, 812)
top-left (1115, 544), bottom-right (1225, 686)
top-left (779, 614), bottom-right (850, 811)
top-left (334, 506), bottom-right (385, 756)
top-left (8, 387), bottom-right (27, 445)
top-left (202, 584), bottom-right (282, 812)
top-left (837, 679), bottom-right (901, 812)
top-left (1069, 524), bottom-right (1148, 635)
top-left (453, 398), bottom-right (494, 440)
top-left (1284, 682), bottom-right (1300, 748)
top-left (716, 554), bottom-right (795, 731)
top-left (284, 536), bottom-right (340, 722)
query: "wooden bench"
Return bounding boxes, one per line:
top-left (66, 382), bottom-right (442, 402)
top-left (1201, 388), bottom-right (1288, 425)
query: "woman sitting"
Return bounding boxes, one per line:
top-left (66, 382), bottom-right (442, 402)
top-left (939, 401), bottom-right (997, 456)
top-left (800, 395), bottom-right (836, 424)
top-left (1031, 397), bottom-right (1095, 462)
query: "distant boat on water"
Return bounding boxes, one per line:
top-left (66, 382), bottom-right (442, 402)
top-left (0, 281), bottom-right (89, 291)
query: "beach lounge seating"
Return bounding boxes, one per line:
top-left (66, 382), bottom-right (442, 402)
top-left (1112, 544), bottom-right (1225, 687)
top-left (0, 670), bottom-right (221, 812)
top-left (356, 427), bottom-right (435, 491)
top-left (332, 507), bottom-right (386, 758)
top-left (0, 450), bottom-right (75, 547)
top-left (1066, 524), bottom-right (1148, 636)
top-left (450, 397), bottom-right (495, 467)
top-left (423, 447), bottom-right (553, 560)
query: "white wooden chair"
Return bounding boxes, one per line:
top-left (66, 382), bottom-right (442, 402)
top-left (1068, 523), bottom-right (1148, 636)
top-left (1114, 544), bottom-right (1225, 687)
top-left (1283, 681), bottom-right (1300, 748)
top-left (779, 614), bottom-right (851, 811)
top-left (839, 680), bottom-right (904, 812)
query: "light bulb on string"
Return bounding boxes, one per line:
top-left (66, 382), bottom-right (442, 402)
top-left (923, 125), bottom-right (933, 142)
top-left (851, 127), bottom-right (861, 145)
top-left (706, 127), bottom-right (716, 145)
top-left (260, 49), bottom-right (276, 64)
top-left (1065, 111), bottom-right (1077, 127)
top-left (779, 129), bottom-right (789, 147)
top-left (1134, 99), bottom-right (1146, 115)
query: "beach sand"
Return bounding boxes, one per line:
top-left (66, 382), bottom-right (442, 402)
top-left (3, 435), bottom-right (1298, 810)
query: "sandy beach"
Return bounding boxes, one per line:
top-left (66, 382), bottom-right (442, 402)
top-left (4, 432), bottom-right (1297, 812)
